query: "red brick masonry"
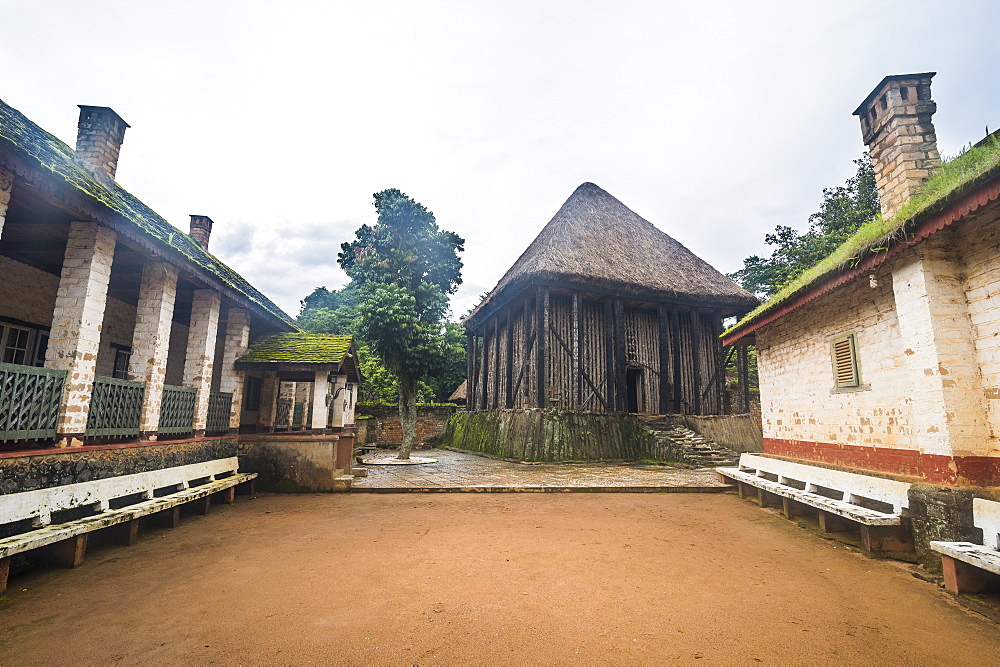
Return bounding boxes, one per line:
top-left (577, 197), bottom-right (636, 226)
top-left (764, 438), bottom-right (1000, 486)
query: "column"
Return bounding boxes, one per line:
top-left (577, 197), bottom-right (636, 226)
top-left (329, 375), bottom-right (348, 429)
top-left (256, 371), bottom-right (279, 432)
top-left (128, 261), bottom-right (178, 439)
top-left (892, 237), bottom-right (989, 457)
top-left (279, 381), bottom-right (296, 429)
top-left (218, 308), bottom-right (250, 431)
top-left (45, 221), bottom-right (117, 445)
top-left (0, 168), bottom-right (12, 240)
top-left (311, 370), bottom-right (330, 430)
top-left (294, 381), bottom-right (311, 429)
top-left (182, 289), bottom-right (221, 436)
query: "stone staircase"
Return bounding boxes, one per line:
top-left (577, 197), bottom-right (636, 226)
top-left (642, 420), bottom-right (740, 467)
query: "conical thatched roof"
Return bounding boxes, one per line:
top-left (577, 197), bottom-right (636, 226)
top-left (465, 183), bottom-right (757, 325)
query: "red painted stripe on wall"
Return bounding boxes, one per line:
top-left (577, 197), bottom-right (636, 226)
top-left (763, 438), bottom-right (1000, 486)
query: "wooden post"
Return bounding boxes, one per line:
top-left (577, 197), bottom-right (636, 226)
top-left (119, 519), bottom-right (140, 546)
top-left (0, 557), bottom-right (9, 594)
top-left (691, 309), bottom-right (702, 415)
top-left (491, 317), bottom-right (500, 410)
top-left (215, 486), bottom-right (236, 504)
top-left (572, 292), bottom-right (582, 409)
top-left (505, 310), bottom-right (514, 408)
top-left (192, 495), bottom-right (211, 515)
top-left (51, 534), bottom-right (87, 568)
top-left (604, 299), bottom-right (615, 411)
top-left (671, 306), bottom-right (682, 413)
top-left (522, 299), bottom-right (532, 407)
top-left (160, 506), bottom-right (182, 528)
top-left (467, 331), bottom-right (475, 411)
top-left (536, 286), bottom-right (549, 408)
top-left (657, 304), bottom-right (670, 415)
top-left (614, 299), bottom-right (626, 412)
top-left (479, 328), bottom-right (489, 411)
top-left (738, 345), bottom-right (750, 413)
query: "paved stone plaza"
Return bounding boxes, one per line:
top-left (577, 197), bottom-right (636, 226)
top-left (353, 448), bottom-right (728, 491)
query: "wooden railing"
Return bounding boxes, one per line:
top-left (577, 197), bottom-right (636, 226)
top-left (206, 391), bottom-right (232, 435)
top-left (85, 376), bottom-right (145, 438)
top-left (0, 363), bottom-right (66, 443)
top-left (159, 385), bottom-right (196, 435)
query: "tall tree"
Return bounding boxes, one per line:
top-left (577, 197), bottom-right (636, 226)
top-left (731, 154), bottom-right (879, 298)
top-left (338, 189), bottom-right (464, 459)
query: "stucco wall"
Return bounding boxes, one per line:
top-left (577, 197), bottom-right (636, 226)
top-left (756, 261), bottom-right (914, 451)
top-left (0, 255), bottom-right (57, 327)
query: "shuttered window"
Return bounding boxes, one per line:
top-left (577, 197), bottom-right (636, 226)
top-left (831, 334), bottom-right (860, 388)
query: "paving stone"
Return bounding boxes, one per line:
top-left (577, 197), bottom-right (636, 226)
top-left (352, 448), bottom-right (729, 491)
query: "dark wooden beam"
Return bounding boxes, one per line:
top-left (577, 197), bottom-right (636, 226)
top-left (536, 286), bottom-right (549, 408)
top-left (479, 328), bottom-right (489, 411)
top-left (467, 332), bottom-right (475, 410)
top-left (572, 292), bottom-right (582, 410)
top-left (739, 345), bottom-right (750, 413)
top-left (691, 309), bottom-right (702, 415)
top-left (492, 316), bottom-right (500, 410)
top-left (505, 309), bottom-right (514, 409)
top-left (657, 304), bottom-right (670, 415)
top-left (671, 306), bottom-right (682, 414)
top-left (614, 298), bottom-right (626, 412)
top-left (604, 299), bottom-right (615, 411)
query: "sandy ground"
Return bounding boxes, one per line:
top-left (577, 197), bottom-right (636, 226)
top-left (1, 493), bottom-right (998, 665)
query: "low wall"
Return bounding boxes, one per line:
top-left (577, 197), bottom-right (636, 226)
top-left (238, 435), bottom-right (351, 492)
top-left (441, 409), bottom-right (660, 461)
top-left (661, 414), bottom-right (763, 453)
top-left (357, 404), bottom-right (457, 446)
top-left (0, 437), bottom-right (237, 495)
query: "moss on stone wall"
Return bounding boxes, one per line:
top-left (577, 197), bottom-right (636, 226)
top-left (440, 409), bottom-right (658, 462)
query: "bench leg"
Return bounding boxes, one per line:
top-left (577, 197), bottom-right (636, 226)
top-left (941, 555), bottom-right (994, 594)
top-left (191, 496), bottom-right (211, 516)
top-left (737, 481), bottom-right (749, 499)
top-left (0, 557), bottom-right (9, 594)
top-left (215, 486), bottom-right (236, 504)
top-left (860, 523), bottom-right (913, 556)
top-left (236, 478), bottom-right (255, 496)
top-left (781, 497), bottom-right (796, 519)
top-left (52, 534), bottom-right (88, 569)
top-left (118, 519), bottom-right (140, 546)
top-left (758, 489), bottom-right (781, 509)
top-left (159, 506), bottom-right (181, 528)
top-left (818, 510), bottom-right (851, 534)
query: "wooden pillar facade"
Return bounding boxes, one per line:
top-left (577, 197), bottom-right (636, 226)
top-left (671, 307), bottom-right (682, 413)
top-left (691, 308), bottom-right (702, 415)
top-left (572, 292), bottom-right (583, 409)
top-left (505, 310), bottom-right (514, 409)
top-left (613, 298), bottom-right (626, 412)
top-left (467, 332), bottom-right (476, 411)
top-left (491, 317), bottom-right (501, 410)
top-left (657, 305), bottom-right (670, 415)
top-left (738, 344), bottom-right (750, 413)
top-left (479, 327), bottom-right (489, 411)
top-left (604, 299), bottom-right (615, 411)
top-left (536, 287), bottom-right (549, 408)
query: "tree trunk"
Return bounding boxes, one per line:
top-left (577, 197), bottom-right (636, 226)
top-left (397, 374), bottom-right (418, 460)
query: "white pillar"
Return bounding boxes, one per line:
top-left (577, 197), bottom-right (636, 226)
top-left (182, 289), bottom-right (221, 435)
top-left (257, 371), bottom-right (279, 431)
top-left (129, 261), bottom-right (178, 438)
top-left (343, 382), bottom-right (357, 426)
top-left (0, 168), bottom-right (12, 240)
top-left (45, 220), bottom-right (117, 443)
top-left (279, 380), bottom-right (296, 429)
top-left (218, 308), bottom-right (250, 431)
top-left (311, 370), bottom-right (330, 430)
top-left (892, 237), bottom-right (989, 457)
top-left (329, 375), bottom-right (347, 428)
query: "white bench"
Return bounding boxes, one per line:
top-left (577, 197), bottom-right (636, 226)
top-left (717, 453), bottom-right (913, 557)
top-left (0, 457), bottom-right (256, 592)
top-left (930, 498), bottom-right (1000, 594)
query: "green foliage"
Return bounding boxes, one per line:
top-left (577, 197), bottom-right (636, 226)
top-left (730, 154), bottom-right (879, 298)
top-left (297, 285), bottom-right (360, 336)
top-left (338, 189), bottom-right (464, 383)
top-left (355, 344), bottom-right (435, 403)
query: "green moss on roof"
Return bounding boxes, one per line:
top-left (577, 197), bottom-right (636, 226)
top-left (0, 99), bottom-right (296, 329)
top-left (237, 333), bottom-right (354, 365)
top-left (725, 136), bottom-right (1000, 339)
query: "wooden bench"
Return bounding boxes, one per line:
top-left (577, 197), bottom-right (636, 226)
top-left (0, 457), bottom-right (256, 592)
top-left (930, 498), bottom-right (1000, 594)
top-left (717, 453), bottom-right (913, 557)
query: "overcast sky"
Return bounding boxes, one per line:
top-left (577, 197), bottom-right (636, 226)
top-left (3, 0), bottom-right (998, 319)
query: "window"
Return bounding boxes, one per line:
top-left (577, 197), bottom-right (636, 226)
top-left (831, 333), bottom-right (862, 389)
top-left (244, 376), bottom-right (262, 411)
top-left (33, 332), bottom-right (49, 367)
top-left (112, 346), bottom-right (132, 380)
top-left (2, 325), bottom-right (31, 365)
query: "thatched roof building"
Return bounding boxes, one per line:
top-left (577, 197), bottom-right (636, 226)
top-left (464, 183), bottom-right (757, 415)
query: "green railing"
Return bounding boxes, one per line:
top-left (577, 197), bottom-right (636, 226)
top-left (0, 362), bottom-right (66, 442)
top-left (85, 376), bottom-right (145, 438)
top-left (160, 384), bottom-right (196, 435)
top-left (206, 391), bottom-right (232, 435)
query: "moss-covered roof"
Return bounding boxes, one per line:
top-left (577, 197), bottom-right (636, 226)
top-left (236, 333), bottom-right (354, 365)
top-left (0, 98), bottom-right (296, 329)
top-left (724, 136), bottom-right (1000, 342)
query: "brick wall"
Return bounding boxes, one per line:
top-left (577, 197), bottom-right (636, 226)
top-left (357, 404), bottom-right (456, 445)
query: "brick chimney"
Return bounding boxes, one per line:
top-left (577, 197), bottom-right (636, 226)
top-left (853, 73), bottom-right (941, 220)
top-left (189, 215), bottom-right (214, 249)
top-left (74, 105), bottom-right (130, 189)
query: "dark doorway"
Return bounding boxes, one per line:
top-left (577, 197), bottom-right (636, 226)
top-left (626, 368), bottom-right (642, 413)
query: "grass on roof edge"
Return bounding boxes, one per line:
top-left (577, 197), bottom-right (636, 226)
top-left (724, 136), bottom-right (1000, 338)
